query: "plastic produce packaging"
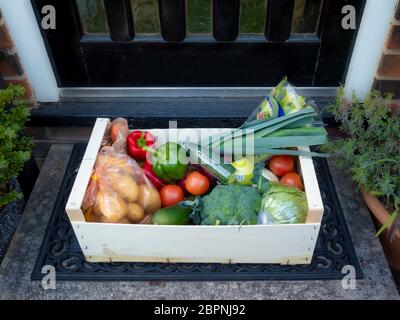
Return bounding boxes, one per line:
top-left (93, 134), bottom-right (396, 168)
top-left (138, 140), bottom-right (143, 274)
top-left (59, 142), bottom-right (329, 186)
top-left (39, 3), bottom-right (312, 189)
top-left (245, 77), bottom-right (319, 124)
top-left (82, 146), bottom-right (161, 224)
top-left (107, 117), bottom-right (129, 153)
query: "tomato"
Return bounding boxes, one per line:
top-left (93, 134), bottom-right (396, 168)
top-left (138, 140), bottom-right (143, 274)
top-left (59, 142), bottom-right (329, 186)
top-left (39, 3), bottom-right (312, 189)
top-left (280, 172), bottom-right (304, 190)
top-left (160, 185), bottom-right (184, 207)
top-left (178, 177), bottom-right (190, 196)
top-left (268, 155), bottom-right (295, 177)
top-left (184, 171), bottom-right (210, 195)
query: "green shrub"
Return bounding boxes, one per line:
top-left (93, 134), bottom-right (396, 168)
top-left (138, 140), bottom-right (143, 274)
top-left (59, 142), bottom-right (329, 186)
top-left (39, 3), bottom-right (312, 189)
top-left (320, 88), bottom-right (400, 238)
top-left (0, 85), bottom-right (33, 208)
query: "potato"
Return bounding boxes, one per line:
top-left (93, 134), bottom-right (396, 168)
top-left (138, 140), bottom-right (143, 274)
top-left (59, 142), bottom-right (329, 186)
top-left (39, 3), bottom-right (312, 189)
top-left (126, 202), bottom-right (144, 223)
top-left (98, 215), bottom-right (130, 224)
top-left (137, 184), bottom-right (161, 215)
top-left (96, 152), bottom-right (135, 176)
top-left (97, 214), bottom-right (113, 223)
top-left (138, 214), bottom-right (153, 224)
top-left (95, 190), bottom-right (127, 222)
top-left (110, 174), bottom-right (139, 202)
top-left (93, 201), bottom-right (103, 217)
top-left (117, 217), bottom-right (131, 224)
top-left (84, 207), bottom-right (96, 222)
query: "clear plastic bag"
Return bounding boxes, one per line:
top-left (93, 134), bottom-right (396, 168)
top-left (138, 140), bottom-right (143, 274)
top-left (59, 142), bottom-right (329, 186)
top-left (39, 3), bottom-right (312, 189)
top-left (271, 77), bottom-right (307, 115)
top-left (104, 117), bottom-right (129, 153)
top-left (244, 77), bottom-right (320, 125)
top-left (82, 146), bottom-right (161, 224)
top-left (245, 95), bottom-right (282, 124)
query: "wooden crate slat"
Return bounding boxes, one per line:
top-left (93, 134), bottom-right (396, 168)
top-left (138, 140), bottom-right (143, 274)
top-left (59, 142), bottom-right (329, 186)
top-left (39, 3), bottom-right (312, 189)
top-left (212, 0), bottom-right (240, 41)
top-left (265, 0), bottom-right (295, 41)
top-left (76, 221), bottom-right (319, 264)
top-left (103, 0), bottom-right (134, 41)
top-left (158, 0), bottom-right (186, 41)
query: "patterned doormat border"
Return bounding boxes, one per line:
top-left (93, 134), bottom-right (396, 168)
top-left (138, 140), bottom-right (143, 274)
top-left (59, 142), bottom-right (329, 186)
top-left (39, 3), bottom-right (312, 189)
top-left (31, 144), bottom-right (362, 281)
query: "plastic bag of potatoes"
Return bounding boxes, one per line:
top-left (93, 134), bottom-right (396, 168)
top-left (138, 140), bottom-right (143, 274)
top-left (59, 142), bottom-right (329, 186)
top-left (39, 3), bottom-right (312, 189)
top-left (82, 146), bottom-right (161, 224)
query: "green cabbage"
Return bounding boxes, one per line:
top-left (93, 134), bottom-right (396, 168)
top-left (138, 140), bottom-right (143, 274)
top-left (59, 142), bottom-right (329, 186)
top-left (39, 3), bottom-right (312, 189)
top-left (259, 183), bottom-right (308, 224)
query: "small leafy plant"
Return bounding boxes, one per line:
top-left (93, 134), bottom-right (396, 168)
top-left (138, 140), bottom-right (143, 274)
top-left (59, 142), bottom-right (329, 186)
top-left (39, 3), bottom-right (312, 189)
top-left (320, 88), bottom-right (400, 239)
top-left (0, 85), bottom-right (33, 208)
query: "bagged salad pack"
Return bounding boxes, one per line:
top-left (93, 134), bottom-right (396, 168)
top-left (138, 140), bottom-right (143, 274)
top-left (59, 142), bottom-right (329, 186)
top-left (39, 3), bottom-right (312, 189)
top-left (244, 77), bottom-right (319, 124)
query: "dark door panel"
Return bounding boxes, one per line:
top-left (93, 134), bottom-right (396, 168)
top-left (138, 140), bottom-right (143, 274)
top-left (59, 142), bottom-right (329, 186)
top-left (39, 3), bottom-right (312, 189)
top-left (32, 0), bottom-right (365, 87)
top-left (35, 0), bottom-right (88, 85)
top-left (314, 0), bottom-right (366, 85)
top-left (80, 41), bottom-right (320, 86)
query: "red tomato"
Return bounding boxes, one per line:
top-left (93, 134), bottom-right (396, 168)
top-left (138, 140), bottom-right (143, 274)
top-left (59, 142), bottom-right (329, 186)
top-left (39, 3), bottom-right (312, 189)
top-left (268, 155), bottom-right (295, 177)
top-left (280, 172), bottom-right (304, 190)
top-left (178, 177), bottom-right (190, 196)
top-left (185, 172), bottom-right (210, 195)
top-left (160, 185), bottom-right (184, 207)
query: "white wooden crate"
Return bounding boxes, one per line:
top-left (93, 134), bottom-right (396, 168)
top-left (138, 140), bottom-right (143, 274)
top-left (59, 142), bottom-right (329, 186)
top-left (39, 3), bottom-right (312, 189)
top-left (66, 118), bottom-right (324, 264)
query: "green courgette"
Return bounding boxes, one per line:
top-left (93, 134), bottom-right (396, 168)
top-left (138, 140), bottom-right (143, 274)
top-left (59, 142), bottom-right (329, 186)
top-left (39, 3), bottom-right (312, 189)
top-left (151, 204), bottom-right (192, 225)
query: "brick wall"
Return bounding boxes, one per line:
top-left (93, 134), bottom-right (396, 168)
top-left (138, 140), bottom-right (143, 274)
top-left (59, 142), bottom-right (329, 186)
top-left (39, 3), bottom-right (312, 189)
top-left (0, 11), bottom-right (37, 107)
top-left (374, 1), bottom-right (400, 114)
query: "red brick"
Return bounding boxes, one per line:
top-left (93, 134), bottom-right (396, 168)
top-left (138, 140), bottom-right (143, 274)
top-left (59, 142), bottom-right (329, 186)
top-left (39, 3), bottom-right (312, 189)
top-left (22, 98), bottom-right (38, 109)
top-left (0, 53), bottom-right (23, 76)
top-left (387, 26), bottom-right (400, 50)
top-left (4, 78), bottom-right (34, 100)
top-left (373, 79), bottom-right (400, 99)
top-left (390, 102), bottom-right (399, 115)
top-left (377, 54), bottom-right (400, 77)
top-left (0, 22), bottom-right (13, 49)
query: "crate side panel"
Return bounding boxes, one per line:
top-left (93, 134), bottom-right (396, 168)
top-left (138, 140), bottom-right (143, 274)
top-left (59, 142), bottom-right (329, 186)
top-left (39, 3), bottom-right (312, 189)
top-left (73, 222), bottom-right (319, 264)
top-left (65, 118), bottom-right (109, 222)
top-left (298, 146), bottom-right (324, 224)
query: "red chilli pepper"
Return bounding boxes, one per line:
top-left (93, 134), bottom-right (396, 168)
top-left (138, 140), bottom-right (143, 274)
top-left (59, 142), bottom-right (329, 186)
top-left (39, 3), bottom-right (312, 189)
top-left (127, 130), bottom-right (155, 161)
top-left (142, 160), bottom-right (166, 190)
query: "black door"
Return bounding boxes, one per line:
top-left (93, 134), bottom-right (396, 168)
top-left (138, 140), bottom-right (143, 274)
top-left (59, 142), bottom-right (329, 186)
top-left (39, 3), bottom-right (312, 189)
top-left (32, 0), bottom-right (365, 87)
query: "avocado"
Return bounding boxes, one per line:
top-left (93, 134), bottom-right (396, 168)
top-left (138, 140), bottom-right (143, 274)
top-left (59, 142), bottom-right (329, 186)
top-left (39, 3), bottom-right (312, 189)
top-left (151, 204), bottom-right (192, 225)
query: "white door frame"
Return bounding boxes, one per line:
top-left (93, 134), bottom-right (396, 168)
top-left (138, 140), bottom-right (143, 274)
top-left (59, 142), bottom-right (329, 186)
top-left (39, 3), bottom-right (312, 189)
top-left (0, 0), bottom-right (397, 102)
top-left (344, 0), bottom-right (398, 99)
top-left (0, 0), bottom-right (58, 102)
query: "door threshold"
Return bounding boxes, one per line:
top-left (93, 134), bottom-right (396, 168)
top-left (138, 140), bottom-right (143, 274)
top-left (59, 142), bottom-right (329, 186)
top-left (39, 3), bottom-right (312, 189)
top-left (30, 96), bottom-right (336, 127)
top-left (59, 87), bottom-right (338, 98)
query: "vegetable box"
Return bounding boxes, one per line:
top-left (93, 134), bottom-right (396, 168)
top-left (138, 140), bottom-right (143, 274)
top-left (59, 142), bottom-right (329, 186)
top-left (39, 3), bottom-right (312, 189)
top-left (66, 118), bottom-right (324, 264)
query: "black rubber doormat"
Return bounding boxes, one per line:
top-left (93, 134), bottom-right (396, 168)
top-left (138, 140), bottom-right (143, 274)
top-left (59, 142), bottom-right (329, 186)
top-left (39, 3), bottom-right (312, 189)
top-left (32, 144), bottom-right (362, 281)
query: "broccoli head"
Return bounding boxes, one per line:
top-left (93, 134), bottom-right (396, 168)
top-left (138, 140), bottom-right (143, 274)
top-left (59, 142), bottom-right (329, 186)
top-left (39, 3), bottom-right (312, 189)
top-left (200, 185), bottom-right (261, 225)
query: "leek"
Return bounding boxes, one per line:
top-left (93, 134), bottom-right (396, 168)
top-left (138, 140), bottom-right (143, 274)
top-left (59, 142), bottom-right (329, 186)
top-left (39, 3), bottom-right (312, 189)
top-left (204, 106), bottom-right (328, 157)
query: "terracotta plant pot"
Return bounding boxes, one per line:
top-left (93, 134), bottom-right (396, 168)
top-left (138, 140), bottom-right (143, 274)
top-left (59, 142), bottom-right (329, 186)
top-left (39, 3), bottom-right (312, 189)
top-left (361, 190), bottom-right (400, 272)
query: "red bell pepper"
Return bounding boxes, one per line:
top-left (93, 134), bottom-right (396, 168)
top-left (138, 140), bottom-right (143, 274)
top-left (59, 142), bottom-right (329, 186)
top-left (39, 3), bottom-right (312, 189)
top-left (142, 160), bottom-right (166, 190)
top-left (127, 130), bottom-right (155, 161)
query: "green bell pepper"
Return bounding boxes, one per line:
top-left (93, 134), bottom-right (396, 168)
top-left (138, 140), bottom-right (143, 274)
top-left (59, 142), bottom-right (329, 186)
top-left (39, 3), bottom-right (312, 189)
top-left (151, 142), bottom-right (188, 183)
